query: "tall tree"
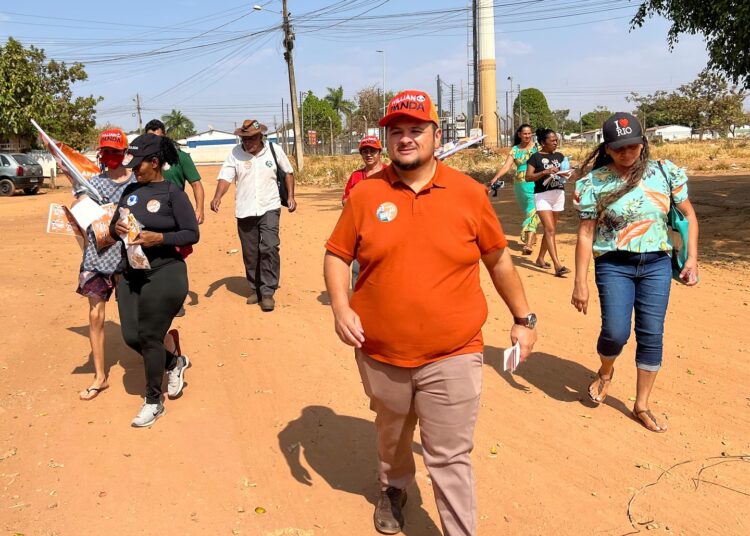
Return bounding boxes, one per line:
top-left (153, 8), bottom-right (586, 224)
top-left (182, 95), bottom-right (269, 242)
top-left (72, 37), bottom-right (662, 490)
top-left (580, 106), bottom-right (612, 131)
top-left (632, 1), bottom-right (750, 89)
top-left (627, 90), bottom-right (684, 127)
top-left (0, 37), bottom-right (100, 149)
top-left (512, 88), bottom-right (554, 129)
top-left (300, 91), bottom-right (342, 144)
top-left (161, 109), bottom-right (197, 140)
top-left (351, 85), bottom-right (395, 135)
top-left (324, 86), bottom-right (355, 121)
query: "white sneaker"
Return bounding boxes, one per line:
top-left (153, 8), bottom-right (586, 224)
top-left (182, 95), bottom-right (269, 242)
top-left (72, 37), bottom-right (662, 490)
top-left (167, 355), bottom-right (190, 398)
top-left (131, 398), bottom-right (165, 427)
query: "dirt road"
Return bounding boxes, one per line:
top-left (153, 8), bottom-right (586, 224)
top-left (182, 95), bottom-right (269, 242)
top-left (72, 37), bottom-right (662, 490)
top-left (1, 169), bottom-right (748, 536)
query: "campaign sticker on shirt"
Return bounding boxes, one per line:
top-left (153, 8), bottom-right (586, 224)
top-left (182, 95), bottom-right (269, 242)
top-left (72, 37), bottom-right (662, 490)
top-left (265, 160), bottom-right (273, 168)
top-left (376, 202), bottom-right (398, 223)
top-left (147, 199), bottom-right (161, 213)
top-left (126, 194), bottom-right (138, 206)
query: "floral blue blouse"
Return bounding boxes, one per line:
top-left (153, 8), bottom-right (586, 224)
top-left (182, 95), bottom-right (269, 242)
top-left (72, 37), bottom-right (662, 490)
top-left (574, 160), bottom-right (689, 257)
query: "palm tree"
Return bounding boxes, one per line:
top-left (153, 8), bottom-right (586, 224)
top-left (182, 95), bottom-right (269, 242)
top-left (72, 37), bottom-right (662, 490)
top-left (324, 86), bottom-right (355, 123)
top-left (161, 109), bottom-right (197, 140)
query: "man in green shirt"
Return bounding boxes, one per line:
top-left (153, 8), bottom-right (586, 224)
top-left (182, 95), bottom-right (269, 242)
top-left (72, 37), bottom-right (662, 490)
top-left (145, 119), bottom-right (205, 223)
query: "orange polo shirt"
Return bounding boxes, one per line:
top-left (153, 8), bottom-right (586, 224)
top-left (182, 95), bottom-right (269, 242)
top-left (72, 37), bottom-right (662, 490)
top-left (325, 159), bottom-right (508, 368)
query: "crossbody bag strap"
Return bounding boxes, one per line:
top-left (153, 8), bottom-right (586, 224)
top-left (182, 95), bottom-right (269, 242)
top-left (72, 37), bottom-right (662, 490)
top-left (268, 141), bottom-right (279, 168)
top-left (656, 160), bottom-right (673, 203)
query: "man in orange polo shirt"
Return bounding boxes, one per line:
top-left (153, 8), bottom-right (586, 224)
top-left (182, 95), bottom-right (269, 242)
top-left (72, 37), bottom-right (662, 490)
top-left (324, 90), bottom-right (537, 535)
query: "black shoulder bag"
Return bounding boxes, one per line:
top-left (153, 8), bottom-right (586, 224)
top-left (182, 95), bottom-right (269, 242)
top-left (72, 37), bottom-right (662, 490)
top-left (268, 142), bottom-right (289, 208)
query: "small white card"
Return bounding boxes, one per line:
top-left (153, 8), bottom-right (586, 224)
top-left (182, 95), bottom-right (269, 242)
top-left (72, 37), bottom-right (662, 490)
top-left (503, 342), bottom-right (521, 372)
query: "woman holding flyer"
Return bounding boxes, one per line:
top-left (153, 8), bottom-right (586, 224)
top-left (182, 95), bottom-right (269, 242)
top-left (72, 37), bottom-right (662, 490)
top-left (571, 113), bottom-right (699, 433)
top-left (110, 133), bottom-right (199, 427)
top-left (489, 124), bottom-right (547, 259)
top-left (76, 129), bottom-right (134, 400)
top-left (525, 128), bottom-right (571, 277)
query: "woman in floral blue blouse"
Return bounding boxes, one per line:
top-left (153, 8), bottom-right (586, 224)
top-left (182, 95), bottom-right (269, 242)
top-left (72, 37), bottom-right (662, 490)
top-left (571, 112), bottom-right (699, 433)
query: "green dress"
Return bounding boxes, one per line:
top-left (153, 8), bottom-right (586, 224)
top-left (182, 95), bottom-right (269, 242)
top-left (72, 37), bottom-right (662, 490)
top-left (509, 144), bottom-right (539, 243)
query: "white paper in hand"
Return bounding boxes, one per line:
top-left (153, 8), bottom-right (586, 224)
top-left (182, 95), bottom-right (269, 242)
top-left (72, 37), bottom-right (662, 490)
top-left (503, 342), bottom-right (521, 373)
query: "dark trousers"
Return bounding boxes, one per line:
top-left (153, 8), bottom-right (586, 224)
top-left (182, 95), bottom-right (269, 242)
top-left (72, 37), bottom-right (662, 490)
top-left (117, 260), bottom-right (188, 404)
top-left (237, 209), bottom-right (280, 298)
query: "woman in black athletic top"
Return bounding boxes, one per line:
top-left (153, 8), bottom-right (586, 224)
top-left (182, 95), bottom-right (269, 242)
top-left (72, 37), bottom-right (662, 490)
top-left (110, 133), bottom-right (200, 427)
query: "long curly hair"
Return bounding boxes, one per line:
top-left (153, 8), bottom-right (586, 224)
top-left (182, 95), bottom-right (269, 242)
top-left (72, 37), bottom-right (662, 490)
top-left (578, 136), bottom-right (651, 216)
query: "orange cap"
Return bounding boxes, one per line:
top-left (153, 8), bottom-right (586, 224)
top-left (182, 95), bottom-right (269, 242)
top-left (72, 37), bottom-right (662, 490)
top-left (358, 135), bottom-right (382, 150)
top-left (379, 90), bottom-right (439, 127)
top-left (98, 128), bottom-right (128, 150)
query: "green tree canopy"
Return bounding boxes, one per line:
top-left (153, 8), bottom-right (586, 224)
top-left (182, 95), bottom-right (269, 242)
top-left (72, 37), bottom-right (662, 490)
top-left (161, 109), bottom-right (197, 140)
top-left (300, 91), bottom-right (342, 143)
top-left (324, 86), bottom-right (355, 121)
top-left (351, 85), bottom-right (395, 135)
top-left (632, 1), bottom-right (750, 89)
top-left (512, 88), bottom-right (554, 130)
top-left (0, 37), bottom-right (101, 150)
top-left (581, 106), bottom-right (612, 131)
top-left (627, 90), bottom-right (684, 127)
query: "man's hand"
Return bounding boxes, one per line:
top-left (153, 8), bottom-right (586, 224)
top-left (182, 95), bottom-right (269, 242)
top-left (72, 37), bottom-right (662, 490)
top-left (195, 207), bottom-right (205, 224)
top-left (287, 197), bottom-right (297, 213)
top-left (210, 197), bottom-right (221, 213)
top-left (332, 305), bottom-right (365, 348)
top-left (510, 324), bottom-right (536, 361)
top-left (131, 230), bottom-right (163, 248)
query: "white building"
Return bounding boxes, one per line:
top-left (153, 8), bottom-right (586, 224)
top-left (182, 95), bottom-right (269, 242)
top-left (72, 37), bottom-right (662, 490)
top-left (580, 129), bottom-right (603, 143)
top-left (645, 125), bottom-right (692, 141)
top-left (179, 130), bottom-right (238, 164)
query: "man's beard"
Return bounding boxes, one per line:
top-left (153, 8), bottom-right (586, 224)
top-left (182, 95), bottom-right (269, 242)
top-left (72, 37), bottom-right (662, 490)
top-left (391, 155), bottom-right (423, 171)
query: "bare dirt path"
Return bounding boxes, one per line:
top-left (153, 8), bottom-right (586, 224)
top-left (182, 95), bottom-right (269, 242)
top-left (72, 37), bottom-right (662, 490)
top-left (1, 170), bottom-right (748, 536)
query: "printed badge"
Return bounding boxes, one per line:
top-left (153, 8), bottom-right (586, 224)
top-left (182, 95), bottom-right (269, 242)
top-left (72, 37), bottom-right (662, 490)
top-left (147, 199), bottom-right (161, 213)
top-left (265, 160), bottom-right (273, 168)
top-left (126, 194), bottom-right (138, 206)
top-left (376, 202), bottom-right (398, 223)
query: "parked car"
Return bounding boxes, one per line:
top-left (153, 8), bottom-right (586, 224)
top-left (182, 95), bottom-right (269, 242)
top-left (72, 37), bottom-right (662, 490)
top-left (0, 152), bottom-right (45, 196)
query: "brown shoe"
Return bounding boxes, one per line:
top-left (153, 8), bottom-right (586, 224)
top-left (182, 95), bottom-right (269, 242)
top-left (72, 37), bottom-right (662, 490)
top-left (246, 295), bottom-right (259, 305)
top-left (374, 487), bottom-right (407, 534)
top-left (260, 296), bottom-right (275, 312)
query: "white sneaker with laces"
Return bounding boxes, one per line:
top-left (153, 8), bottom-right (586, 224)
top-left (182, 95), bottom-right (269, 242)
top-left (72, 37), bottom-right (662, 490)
top-left (167, 355), bottom-right (190, 398)
top-left (131, 398), bottom-right (165, 427)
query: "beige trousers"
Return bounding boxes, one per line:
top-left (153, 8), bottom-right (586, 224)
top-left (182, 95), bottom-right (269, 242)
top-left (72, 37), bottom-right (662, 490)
top-left (355, 349), bottom-right (483, 536)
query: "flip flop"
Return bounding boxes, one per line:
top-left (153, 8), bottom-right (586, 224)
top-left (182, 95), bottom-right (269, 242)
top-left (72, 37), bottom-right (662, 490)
top-left (632, 407), bottom-right (668, 433)
top-left (535, 261), bottom-right (551, 269)
top-left (522, 246), bottom-right (534, 255)
top-left (588, 369), bottom-right (613, 404)
top-left (80, 383), bottom-right (109, 401)
top-left (555, 266), bottom-right (571, 277)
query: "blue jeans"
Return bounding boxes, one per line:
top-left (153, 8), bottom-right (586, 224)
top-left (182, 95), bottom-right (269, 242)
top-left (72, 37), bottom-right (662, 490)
top-left (594, 251), bottom-right (672, 371)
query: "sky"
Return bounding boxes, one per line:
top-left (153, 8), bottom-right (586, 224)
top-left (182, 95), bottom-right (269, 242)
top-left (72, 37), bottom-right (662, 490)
top-left (0, 0), bottom-right (725, 134)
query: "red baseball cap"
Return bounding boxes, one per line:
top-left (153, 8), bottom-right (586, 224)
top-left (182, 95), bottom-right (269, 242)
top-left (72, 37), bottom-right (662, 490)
top-left (359, 135), bottom-right (382, 151)
top-left (379, 90), bottom-right (440, 127)
top-left (98, 128), bottom-right (128, 150)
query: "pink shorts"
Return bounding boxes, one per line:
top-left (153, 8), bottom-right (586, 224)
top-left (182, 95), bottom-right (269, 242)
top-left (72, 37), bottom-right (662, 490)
top-left (76, 272), bottom-right (116, 302)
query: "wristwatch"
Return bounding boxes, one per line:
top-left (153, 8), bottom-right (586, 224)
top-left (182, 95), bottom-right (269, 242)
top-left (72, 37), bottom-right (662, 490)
top-left (513, 313), bottom-right (537, 329)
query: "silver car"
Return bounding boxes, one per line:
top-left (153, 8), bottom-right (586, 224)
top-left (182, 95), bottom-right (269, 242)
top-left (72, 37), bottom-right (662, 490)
top-left (0, 152), bottom-right (45, 196)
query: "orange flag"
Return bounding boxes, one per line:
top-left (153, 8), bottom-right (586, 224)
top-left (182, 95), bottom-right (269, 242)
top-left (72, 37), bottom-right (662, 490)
top-left (56, 142), bottom-right (100, 179)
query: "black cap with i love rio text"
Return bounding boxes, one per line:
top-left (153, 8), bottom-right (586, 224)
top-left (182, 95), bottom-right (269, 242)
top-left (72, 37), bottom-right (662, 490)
top-left (602, 112), bottom-right (644, 149)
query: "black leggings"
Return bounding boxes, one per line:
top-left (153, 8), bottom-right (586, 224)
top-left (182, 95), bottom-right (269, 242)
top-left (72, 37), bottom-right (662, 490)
top-left (117, 260), bottom-right (188, 404)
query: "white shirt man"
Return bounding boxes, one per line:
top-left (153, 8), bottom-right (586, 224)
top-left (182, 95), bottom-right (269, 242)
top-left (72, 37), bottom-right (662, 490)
top-left (210, 119), bottom-right (296, 311)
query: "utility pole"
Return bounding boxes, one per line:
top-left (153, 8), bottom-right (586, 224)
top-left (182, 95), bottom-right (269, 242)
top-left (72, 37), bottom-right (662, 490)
top-left (327, 116), bottom-right (333, 155)
top-left (504, 90), bottom-right (509, 146)
top-left (508, 77), bottom-right (514, 134)
top-left (282, 0), bottom-right (303, 170)
top-left (518, 84), bottom-right (523, 126)
top-left (477, 0), bottom-right (497, 146)
top-left (436, 75), bottom-right (443, 144)
top-left (134, 93), bottom-right (143, 133)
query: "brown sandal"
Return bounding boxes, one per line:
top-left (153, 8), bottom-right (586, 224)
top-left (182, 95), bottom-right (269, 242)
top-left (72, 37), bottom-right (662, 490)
top-left (588, 369), bottom-right (613, 404)
top-left (632, 407), bottom-right (668, 433)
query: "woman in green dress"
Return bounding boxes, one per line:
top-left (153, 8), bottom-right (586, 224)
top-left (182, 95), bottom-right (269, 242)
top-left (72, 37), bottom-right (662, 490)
top-left (490, 124), bottom-right (546, 259)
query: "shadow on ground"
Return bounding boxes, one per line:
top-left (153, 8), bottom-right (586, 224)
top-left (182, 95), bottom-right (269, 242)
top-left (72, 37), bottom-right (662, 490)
top-left (67, 320), bottom-right (143, 396)
top-left (484, 347), bottom-right (631, 418)
top-left (278, 405), bottom-right (441, 535)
